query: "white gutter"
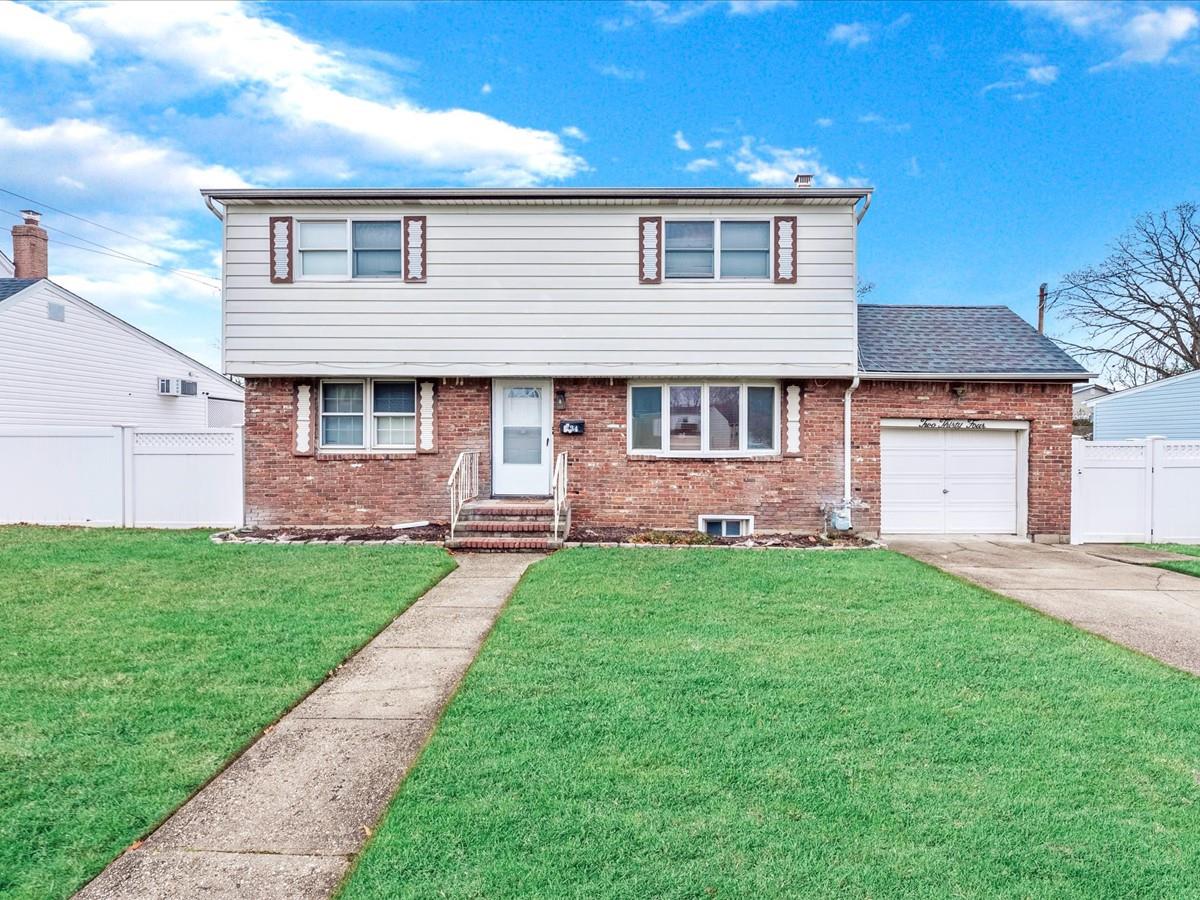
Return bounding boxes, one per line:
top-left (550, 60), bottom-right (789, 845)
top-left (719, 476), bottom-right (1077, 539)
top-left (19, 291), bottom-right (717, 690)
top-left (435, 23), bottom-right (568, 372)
top-left (843, 375), bottom-right (860, 515)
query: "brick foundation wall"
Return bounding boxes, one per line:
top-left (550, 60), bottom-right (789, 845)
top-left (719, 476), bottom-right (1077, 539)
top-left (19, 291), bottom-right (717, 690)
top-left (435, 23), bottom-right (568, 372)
top-left (244, 376), bottom-right (1073, 538)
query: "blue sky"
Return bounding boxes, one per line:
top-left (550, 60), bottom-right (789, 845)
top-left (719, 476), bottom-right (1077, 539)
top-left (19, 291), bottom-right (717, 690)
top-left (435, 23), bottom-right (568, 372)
top-left (0, 0), bottom-right (1197, 369)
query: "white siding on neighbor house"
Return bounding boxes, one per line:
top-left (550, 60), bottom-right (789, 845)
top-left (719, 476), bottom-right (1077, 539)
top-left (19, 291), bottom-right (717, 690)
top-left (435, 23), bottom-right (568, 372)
top-left (0, 252), bottom-right (13, 277)
top-left (0, 281), bottom-right (243, 428)
top-left (221, 203), bottom-right (858, 377)
top-left (1092, 372), bottom-right (1200, 441)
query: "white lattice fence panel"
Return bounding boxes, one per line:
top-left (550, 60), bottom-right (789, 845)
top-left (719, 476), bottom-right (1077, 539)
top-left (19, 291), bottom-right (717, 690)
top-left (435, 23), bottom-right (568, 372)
top-left (131, 428), bottom-right (243, 528)
top-left (1073, 437), bottom-right (1200, 544)
top-left (1152, 440), bottom-right (1200, 543)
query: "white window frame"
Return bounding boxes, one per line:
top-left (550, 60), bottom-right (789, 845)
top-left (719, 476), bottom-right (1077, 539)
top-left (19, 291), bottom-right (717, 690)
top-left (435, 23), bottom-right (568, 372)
top-left (371, 380), bottom-right (418, 450)
top-left (296, 217), bottom-right (406, 282)
top-left (698, 515), bottom-right (754, 537)
top-left (663, 218), bottom-right (773, 282)
top-left (318, 378), bottom-right (418, 452)
top-left (627, 381), bottom-right (779, 458)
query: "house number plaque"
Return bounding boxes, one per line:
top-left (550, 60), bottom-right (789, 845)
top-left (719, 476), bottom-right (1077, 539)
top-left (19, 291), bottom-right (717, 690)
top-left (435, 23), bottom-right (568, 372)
top-left (560, 420), bottom-right (585, 435)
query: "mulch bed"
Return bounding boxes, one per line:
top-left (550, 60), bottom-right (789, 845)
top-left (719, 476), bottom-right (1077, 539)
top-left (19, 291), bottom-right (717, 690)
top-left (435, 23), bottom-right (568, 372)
top-left (215, 523), bottom-right (871, 549)
top-left (568, 526), bottom-right (872, 548)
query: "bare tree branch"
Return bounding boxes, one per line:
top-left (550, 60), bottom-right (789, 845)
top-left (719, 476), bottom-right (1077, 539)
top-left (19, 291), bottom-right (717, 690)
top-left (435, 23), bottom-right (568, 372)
top-left (1049, 203), bottom-right (1200, 386)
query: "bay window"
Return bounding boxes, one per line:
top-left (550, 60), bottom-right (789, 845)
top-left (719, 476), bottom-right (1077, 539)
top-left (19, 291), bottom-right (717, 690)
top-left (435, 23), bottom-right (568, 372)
top-left (319, 379), bottom-right (417, 451)
top-left (629, 383), bottom-right (778, 456)
top-left (663, 219), bottom-right (771, 280)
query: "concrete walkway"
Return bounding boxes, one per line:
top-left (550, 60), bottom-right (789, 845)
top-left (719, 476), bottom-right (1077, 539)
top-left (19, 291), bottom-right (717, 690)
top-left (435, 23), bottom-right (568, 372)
top-left (78, 552), bottom-right (542, 900)
top-left (891, 538), bottom-right (1200, 675)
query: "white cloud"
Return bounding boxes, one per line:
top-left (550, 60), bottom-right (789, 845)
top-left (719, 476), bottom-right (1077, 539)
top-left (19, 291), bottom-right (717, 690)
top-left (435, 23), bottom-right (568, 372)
top-left (731, 137), bottom-right (862, 188)
top-left (727, 0), bottom-right (797, 14)
top-left (704, 139), bottom-right (724, 149)
top-left (983, 53), bottom-right (1060, 96)
top-left (602, 0), bottom-right (794, 29)
top-left (673, 130), bottom-right (692, 151)
top-left (1100, 5), bottom-right (1199, 67)
top-left (480, 82), bottom-right (493, 94)
top-left (905, 156), bottom-right (921, 177)
top-left (0, 113), bottom-right (247, 205)
top-left (61, 2), bottom-right (584, 185)
top-left (815, 117), bottom-right (834, 128)
top-left (828, 22), bottom-right (872, 47)
top-left (561, 125), bottom-right (588, 142)
top-left (1010, 1), bottom-right (1199, 69)
top-left (857, 112), bottom-right (911, 133)
top-left (683, 157), bottom-right (718, 172)
top-left (595, 62), bottom-right (646, 80)
top-left (0, 2), bottom-right (93, 63)
top-left (1026, 64), bottom-right (1060, 83)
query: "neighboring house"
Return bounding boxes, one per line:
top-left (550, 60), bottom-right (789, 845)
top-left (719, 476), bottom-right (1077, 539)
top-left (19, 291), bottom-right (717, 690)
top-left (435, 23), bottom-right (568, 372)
top-left (202, 185), bottom-right (1088, 542)
top-left (1073, 383), bottom-right (1111, 421)
top-left (0, 249), bottom-right (13, 276)
top-left (1090, 370), bottom-right (1200, 441)
top-left (0, 212), bottom-right (244, 429)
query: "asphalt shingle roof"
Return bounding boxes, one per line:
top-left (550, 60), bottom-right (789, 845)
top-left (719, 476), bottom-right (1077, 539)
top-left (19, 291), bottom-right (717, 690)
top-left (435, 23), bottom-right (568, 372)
top-left (0, 278), bottom-right (40, 302)
top-left (857, 304), bottom-right (1089, 376)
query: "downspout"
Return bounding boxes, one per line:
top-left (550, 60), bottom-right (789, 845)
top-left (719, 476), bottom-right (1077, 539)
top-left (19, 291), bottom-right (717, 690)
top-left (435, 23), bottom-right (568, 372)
top-left (204, 194), bottom-right (225, 221)
top-left (842, 376), bottom-right (861, 524)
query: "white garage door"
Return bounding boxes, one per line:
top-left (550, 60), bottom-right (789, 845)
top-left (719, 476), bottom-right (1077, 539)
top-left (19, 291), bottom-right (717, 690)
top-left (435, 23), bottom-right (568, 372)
top-left (881, 427), bottom-right (1019, 534)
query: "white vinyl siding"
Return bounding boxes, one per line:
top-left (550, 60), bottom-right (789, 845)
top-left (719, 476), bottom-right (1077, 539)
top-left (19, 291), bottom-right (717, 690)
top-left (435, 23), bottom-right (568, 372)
top-left (0, 282), bottom-right (243, 428)
top-left (222, 204), bottom-right (857, 377)
top-left (628, 382), bottom-right (778, 457)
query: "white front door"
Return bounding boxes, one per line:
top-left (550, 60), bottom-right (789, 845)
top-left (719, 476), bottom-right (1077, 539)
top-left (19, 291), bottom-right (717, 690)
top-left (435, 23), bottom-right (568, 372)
top-left (881, 427), bottom-right (1019, 534)
top-left (492, 379), bottom-right (552, 496)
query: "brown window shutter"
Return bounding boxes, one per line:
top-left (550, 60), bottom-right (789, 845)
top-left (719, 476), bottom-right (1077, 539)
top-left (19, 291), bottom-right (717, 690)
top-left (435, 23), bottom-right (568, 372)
top-left (773, 215), bottom-right (797, 284)
top-left (403, 215), bottom-right (427, 283)
top-left (638, 216), bottom-right (662, 284)
top-left (268, 216), bottom-right (293, 284)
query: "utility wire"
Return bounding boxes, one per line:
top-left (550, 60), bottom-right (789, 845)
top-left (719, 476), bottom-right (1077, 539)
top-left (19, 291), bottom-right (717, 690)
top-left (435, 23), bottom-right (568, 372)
top-left (0, 186), bottom-right (185, 256)
top-left (0, 206), bottom-right (220, 292)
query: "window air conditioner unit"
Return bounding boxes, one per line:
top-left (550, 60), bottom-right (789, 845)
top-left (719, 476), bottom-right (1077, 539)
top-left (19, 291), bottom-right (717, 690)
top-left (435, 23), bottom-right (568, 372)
top-left (158, 378), bottom-right (199, 397)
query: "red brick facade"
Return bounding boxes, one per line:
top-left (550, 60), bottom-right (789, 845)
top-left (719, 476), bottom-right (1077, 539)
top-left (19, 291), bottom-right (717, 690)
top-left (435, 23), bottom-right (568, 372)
top-left (244, 376), bottom-right (1073, 538)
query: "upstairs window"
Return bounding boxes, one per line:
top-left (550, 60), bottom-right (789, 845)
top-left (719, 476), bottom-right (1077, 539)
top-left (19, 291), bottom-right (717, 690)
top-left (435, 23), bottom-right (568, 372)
top-left (353, 222), bottom-right (403, 278)
top-left (297, 220), bottom-right (404, 279)
top-left (663, 220), bottom-right (770, 280)
top-left (628, 383), bottom-right (778, 456)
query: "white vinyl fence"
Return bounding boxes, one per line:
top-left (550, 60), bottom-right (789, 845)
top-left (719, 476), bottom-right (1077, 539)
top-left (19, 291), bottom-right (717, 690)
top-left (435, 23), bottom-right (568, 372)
top-left (0, 425), bottom-right (243, 528)
top-left (1071, 436), bottom-right (1200, 544)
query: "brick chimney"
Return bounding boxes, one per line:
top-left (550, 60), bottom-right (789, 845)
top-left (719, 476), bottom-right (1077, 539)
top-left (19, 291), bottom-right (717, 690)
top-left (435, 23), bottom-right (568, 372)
top-left (12, 210), bottom-right (48, 279)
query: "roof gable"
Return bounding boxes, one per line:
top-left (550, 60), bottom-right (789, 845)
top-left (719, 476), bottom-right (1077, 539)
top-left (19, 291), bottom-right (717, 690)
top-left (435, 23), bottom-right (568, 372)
top-left (0, 278), bottom-right (242, 397)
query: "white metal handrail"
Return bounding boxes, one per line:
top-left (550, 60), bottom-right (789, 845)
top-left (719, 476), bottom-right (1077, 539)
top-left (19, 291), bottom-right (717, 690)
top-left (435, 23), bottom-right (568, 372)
top-left (447, 449), bottom-right (480, 539)
top-left (551, 450), bottom-right (569, 542)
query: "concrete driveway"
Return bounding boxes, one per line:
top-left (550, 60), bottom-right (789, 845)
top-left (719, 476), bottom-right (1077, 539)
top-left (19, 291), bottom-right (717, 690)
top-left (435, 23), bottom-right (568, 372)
top-left (890, 538), bottom-right (1200, 676)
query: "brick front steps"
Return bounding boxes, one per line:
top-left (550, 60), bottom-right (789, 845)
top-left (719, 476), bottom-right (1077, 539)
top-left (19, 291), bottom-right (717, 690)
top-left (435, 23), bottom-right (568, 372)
top-left (446, 498), bottom-right (565, 552)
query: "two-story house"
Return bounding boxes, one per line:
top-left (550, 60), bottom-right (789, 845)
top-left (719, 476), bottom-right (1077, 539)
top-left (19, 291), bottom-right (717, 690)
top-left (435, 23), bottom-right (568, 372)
top-left (202, 186), bottom-right (1087, 546)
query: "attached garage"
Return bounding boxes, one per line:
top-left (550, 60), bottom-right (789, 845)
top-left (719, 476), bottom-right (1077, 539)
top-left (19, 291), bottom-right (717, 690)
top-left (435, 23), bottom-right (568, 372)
top-left (880, 422), bottom-right (1027, 535)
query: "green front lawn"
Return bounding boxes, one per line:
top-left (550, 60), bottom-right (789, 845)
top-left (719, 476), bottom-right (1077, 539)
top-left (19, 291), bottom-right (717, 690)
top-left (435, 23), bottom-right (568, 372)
top-left (342, 548), bottom-right (1200, 899)
top-left (1142, 543), bottom-right (1200, 578)
top-left (0, 527), bottom-right (453, 900)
